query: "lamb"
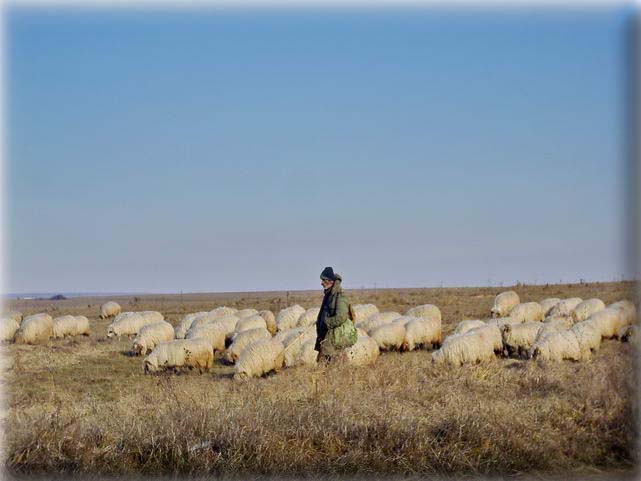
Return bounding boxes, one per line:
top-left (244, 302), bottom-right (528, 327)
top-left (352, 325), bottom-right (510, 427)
top-left (235, 314), bottom-right (267, 334)
top-left (234, 338), bottom-right (285, 380)
top-left (571, 298), bottom-right (606, 323)
top-left (107, 313), bottom-right (159, 338)
top-left (370, 322), bottom-right (406, 351)
top-left (52, 315), bottom-right (90, 338)
top-left (259, 310), bottom-right (277, 335)
top-left (608, 300), bottom-right (637, 325)
top-left (539, 298), bottom-right (561, 316)
top-left (569, 320), bottom-right (602, 359)
top-left (509, 302), bottom-right (544, 323)
top-left (452, 320), bottom-right (485, 336)
top-left (342, 335), bottom-right (379, 366)
top-left (225, 327), bottom-right (271, 363)
top-left (185, 322), bottom-right (227, 353)
top-left (402, 318), bottom-right (441, 351)
top-left (297, 308), bottom-right (320, 328)
top-left (501, 322), bottom-right (543, 358)
top-left (549, 298), bottom-right (583, 317)
top-left (276, 305), bottom-right (306, 332)
top-left (15, 314), bottom-right (54, 344)
top-left (432, 330), bottom-right (496, 366)
top-left (236, 308), bottom-right (259, 319)
top-left (132, 321), bottom-right (175, 355)
top-left (491, 291), bottom-right (520, 318)
top-left (143, 338), bottom-right (214, 373)
top-left (405, 304), bottom-right (442, 323)
top-left (530, 330), bottom-right (581, 362)
top-left (0, 318), bottom-right (20, 342)
top-left (99, 301), bottom-right (121, 319)
top-left (350, 304), bottom-right (379, 324)
top-left (4, 311), bottom-right (23, 323)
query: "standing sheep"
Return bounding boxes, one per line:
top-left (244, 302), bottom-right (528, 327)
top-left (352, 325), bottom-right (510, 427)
top-left (132, 321), bottom-right (175, 356)
top-left (209, 315), bottom-right (242, 341)
top-left (530, 330), bottom-right (581, 362)
top-left (532, 316), bottom-right (574, 346)
top-left (235, 315), bottom-right (267, 334)
top-left (509, 302), bottom-right (544, 323)
top-left (549, 298), bottom-right (583, 317)
top-left (0, 318), bottom-right (20, 342)
top-left (608, 300), bottom-right (637, 325)
top-left (297, 307), bottom-right (320, 328)
top-left (539, 298), bottom-right (561, 317)
top-left (99, 301), bottom-right (121, 319)
top-left (571, 299), bottom-right (606, 323)
top-left (143, 338), bottom-right (214, 373)
top-left (342, 335), bottom-right (380, 366)
top-left (234, 338), bottom-right (285, 380)
top-left (258, 310), bottom-right (277, 335)
top-left (405, 304), bottom-right (442, 323)
top-left (491, 291), bottom-right (520, 318)
top-left (225, 327), bottom-right (272, 363)
top-left (432, 330), bottom-right (496, 366)
top-left (569, 320), bottom-right (602, 360)
top-left (15, 314), bottom-right (54, 344)
top-left (52, 315), bottom-right (90, 338)
top-left (350, 304), bottom-right (379, 324)
top-left (107, 313), bottom-right (159, 338)
top-left (370, 323), bottom-right (406, 351)
top-left (174, 312), bottom-right (209, 339)
top-left (276, 305), bottom-right (306, 332)
top-left (585, 308), bottom-right (627, 339)
top-left (501, 322), bottom-right (543, 358)
top-left (185, 323), bottom-right (227, 353)
top-left (402, 318), bottom-right (442, 351)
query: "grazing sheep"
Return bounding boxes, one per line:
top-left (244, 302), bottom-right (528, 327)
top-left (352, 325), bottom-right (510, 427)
top-left (539, 298), bottom-right (561, 317)
top-left (402, 318), bottom-right (441, 351)
top-left (210, 306), bottom-right (238, 317)
top-left (0, 318), bottom-right (20, 342)
top-left (549, 298), bottom-right (583, 317)
top-left (132, 321), bottom-right (175, 356)
top-left (509, 302), bottom-right (544, 323)
top-left (569, 320), bottom-right (602, 360)
top-left (467, 325), bottom-right (503, 353)
top-left (174, 312), bottom-right (209, 339)
top-left (15, 314), bottom-right (54, 344)
top-left (235, 314), bottom-right (267, 334)
top-left (281, 326), bottom-right (316, 367)
top-left (571, 298), bottom-right (606, 323)
top-left (452, 320), bottom-right (486, 336)
top-left (209, 315), bottom-right (241, 341)
top-left (608, 300), bottom-right (637, 325)
top-left (530, 330), bottom-right (581, 362)
top-left (99, 301), bottom-right (121, 319)
top-left (189, 312), bottom-right (231, 330)
top-left (491, 291), bottom-right (520, 318)
top-left (185, 323), bottom-right (227, 353)
top-left (234, 338), bottom-right (285, 380)
top-left (370, 323), bottom-right (406, 351)
top-left (391, 315), bottom-right (420, 327)
top-left (501, 322), bottom-right (543, 358)
top-left (342, 335), bottom-right (379, 366)
top-left (432, 330), bottom-right (495, 366)
top-left (585, 308), bottom-right (627, 339)
top-left (52, 315), bottom-right (90, 338)
top-left (533, 316), bottom-right (574, 346)
top-left (236, 308), bottom-right (259, 319)
top-left (143, 338), bottom-right (214, 373)
top-left (350, 304), bottom-right (379, 324)
top-left (297, 308), bottom-right (320, 328)
top-left (405, 304), bottom-right (442, 323)
top-left (276, 305), bottom-right (306, 332)
top-left (226, 327), bottom-right (272, 363)
top-left (259, 310), bottom-right (277, 335)
top-left (4, 311), bottom-right (23, 323)
top-left (357, 312), bottom-right (401, 334)
top-left (107, 313), bottom-right (158, 338)
top-left (618, 325), bottom-right (638, 343)
top-left (139, 311), bottom-right (164, 323)
top-left (295, 339), bottom-right (319, 367)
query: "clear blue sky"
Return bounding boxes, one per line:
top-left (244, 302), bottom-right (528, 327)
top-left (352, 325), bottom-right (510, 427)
top-left (6, 6), bottom-right (634, 293)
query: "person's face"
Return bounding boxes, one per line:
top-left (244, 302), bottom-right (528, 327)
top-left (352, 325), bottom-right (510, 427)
top-left (321, 278), bottom-right (334, 289)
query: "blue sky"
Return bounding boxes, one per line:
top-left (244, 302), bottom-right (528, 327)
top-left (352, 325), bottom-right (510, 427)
top-left (5, 6), bottom-right (634, 293)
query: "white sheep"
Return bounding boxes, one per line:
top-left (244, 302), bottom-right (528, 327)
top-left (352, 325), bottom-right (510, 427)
top-left (569, 320), bottom-right (602, 360)
top-left (501, 322), bottom-right (543, 358)
top-left (15, 314), bottom-right (54, 344)
top-left (236, 308), bottom-right (259, 319)
top-left (52, 315), bottom-right (90, 338)
top-left (281, 326), bottom-right (316, 367)
top-left (259, 310), bottom-right (277, 335)
top-left (532, 316), bottom-right (574, 346)
top-left (571, 298), bottom-right (606, 323)
top-left (509, 302), bottom-right (544, 323)
top-left (342, 335), bottom-right (379, 366)
top-left (402, 318), bottom-right (441, 351)
top-left (132, 321), bottom-right (175, 355)
top-left (539, 298), bottom-right (561, 316)
top-left (370, 322), bottom-right (406, 351)
top-left (0, 318), bottom-right (20, 342)
top-left (189, 312), bottom-right (231, 330)
top-left (276, 305), bottom-right (306, 332)
top-left (99, 301), bottom-right (121, 319)
top-left (357, 312), bottom-right (401, 334)
top-left (350, 304), bottom-right (379, 324)
top-left (608, 300), bottom-right (637, 325)
top-left (210, 306), bottom-right (238, 317)
top-left (107, 313), bottom-right (158, 338)
top-left (585, 308), bottom-right (627, 339)
top-left (174, 312), bottom-right (209, 339)
top-left (234, 338), bottom-right (285, 380)
top-left (432, 330), bottom-right (496, 366)
top-left (143, 338), bottom-right (214, 373)
top-left (225, 327), bottom-right (271, 363)
top-left (405, 304), bottom-right (442, 323)
top-left (295, 339), bottom-right (319, 367)
top-left (297, 307), bottom-right (320, 328)
top-left (466, 325), bottom-right (503, 353)
top-left (491, 291), bottom-right (520, 318)
top-left (549, 298), bottom-right (583, 317)
top-left (530, 330), bottom-right (581, 362)
top-left (139, 311), bottom-right (164, 323)
top-left (235, 314), bottom-right (267, 334)
top-left (391, 315), bottom-right (420, 327)
top-left (209, 315), bottom-right (241, 341)
top-left (4, 311), bottom-right (23, 323)
top-left (452, 320), bottom-right (486, 336)
top-left (185, 322), bottom-right (227, 353)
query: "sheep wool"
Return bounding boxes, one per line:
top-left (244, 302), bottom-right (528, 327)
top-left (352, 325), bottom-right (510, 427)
top-left (296, 339), bottom-right (319, 367)
top-left (276, 305), bottom-right (306, 332)
top-left (484, 317), bottom-right (521, 329)
top-left (236, 308), bottom-right (259, 319)
top-left (174, 312), bottom-right (210, 339)
top-left (585, 308), bottom-right (627, 339)
top-left (100, 301), bottom-right (121, 319)
top-left (139, 311), bottom-right (164, 323)
top-left (467, 325), bottom-right (503, 353)
top-left (357, 312), bottom-right (401, 333)
top-left (491, 291), bottom-right (520, 318)
top-left (226, 327), bottom-right (272, 363)
top-left (0, 318), bottom-right (20, 342)
top-left (608, 300), bottom-right (637, 325)
top-left (209, 315), bottom-right (242, 341)
top-left (143, 338), bottom-right (214, 373)
top-left (549, 298), bottom-right (583, 317)
top-left (569, 320), bottom-right (602, 360)
top-left (342, 335), bottom-right (379, 366)
top-left (370, 322), bottom-right (406, 351)
top-left (452, 320), bottom-right (486, 336)
top-left (405, 304), bottom-right (442, 323)
top-left (190, 312), bottom-right (230, 330)
top-left (539, 298), bottom-right (561, 317)
top-left (533, 316), bottom-right (574, 345)
top-left (282, 326), bottom-right (316, 367)
top-left (432, 331), bottom-right (495, 366)
top-left (235, 314), bottom-right (268, 334)
top-left (297, 307), bottom-right (321, 328)
top-left (210, 306), bottom-right (239, 317)
top-left (185, 323), bottom-right (227, 353)
top-left (234, 338), bottom-right (285, 380)
top-left (5, 311), bottom-right (23, 323)
top-left (259, 310), bottom-right (277, 335)
top-left (501, 322), bottom-right (543, 358)
top-left (402, 318), bottom-right (441, 351)
top-left (52, 315), bottom-right (90, 338)
top-left (509, 302), bottom-right (544, 323)
top-left (531, 330), bottom-right (582, 362)
top-left (107, 313), bottom-right (158, 338)
top-left (571, 299), bottom-right (606, 323)
top-left (132, 321), bottom-right (175, 356)
top-left (350, 304), bottom-right (379, 324)
top-left (15, 314), bottom-right (54, 344)
top-left (392, 316), bottom-right (420, 327)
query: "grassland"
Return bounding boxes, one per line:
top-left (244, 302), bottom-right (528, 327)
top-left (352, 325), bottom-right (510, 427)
top-left (1, 281), bottom-right (638, 478)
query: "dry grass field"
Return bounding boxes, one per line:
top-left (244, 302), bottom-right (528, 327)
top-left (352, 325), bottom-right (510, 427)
top-left (1, 281), bottom-right (639, 478)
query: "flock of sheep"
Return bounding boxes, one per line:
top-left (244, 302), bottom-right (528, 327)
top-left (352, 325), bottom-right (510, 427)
top-left (0, 293), bottom-right (637, 379)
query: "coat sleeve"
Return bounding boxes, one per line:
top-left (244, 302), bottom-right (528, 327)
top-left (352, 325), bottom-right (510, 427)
top-left (324, 294), bottom-right (349, 329)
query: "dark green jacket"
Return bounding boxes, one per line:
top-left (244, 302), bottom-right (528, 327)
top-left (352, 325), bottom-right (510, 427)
top-left (315, 276), bottom-right (354, 351)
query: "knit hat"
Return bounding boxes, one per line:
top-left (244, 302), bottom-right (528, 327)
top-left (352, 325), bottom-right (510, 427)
top-left (320, 266), bottom-right (336, 281)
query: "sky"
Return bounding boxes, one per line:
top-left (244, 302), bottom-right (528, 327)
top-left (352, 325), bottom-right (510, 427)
top-left (4, 5), bottom-right (636, 294)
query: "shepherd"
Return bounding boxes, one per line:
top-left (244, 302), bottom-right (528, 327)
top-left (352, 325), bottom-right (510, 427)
top-left (315, 266), bottom-right (358, 363)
